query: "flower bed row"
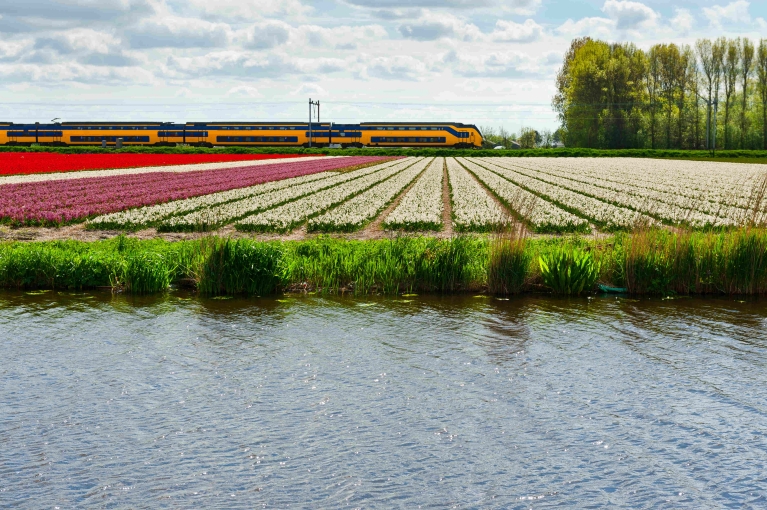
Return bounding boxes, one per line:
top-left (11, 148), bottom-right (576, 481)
top-left (446, 158), bottom-right (508, 232)
top-left (0, 152), bottom-right (318, 176)
top-left (308, 157), bottom-right (430, 232)
top-left (236, 158), bottom-right (420, 232)
top-left (383, 157), bottom-right (445, 231)
top-left (0, 156), bottom-right (393, 225)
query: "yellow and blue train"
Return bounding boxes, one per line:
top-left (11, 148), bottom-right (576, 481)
top-left (0, 121), bottom-right (482, 148)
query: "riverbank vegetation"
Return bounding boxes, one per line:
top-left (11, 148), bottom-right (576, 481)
top-left (2, 229), bottom-right (767, 297)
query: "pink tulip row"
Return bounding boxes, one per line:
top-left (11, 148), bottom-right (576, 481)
top-left (0, 156), bottom-right (392, 225)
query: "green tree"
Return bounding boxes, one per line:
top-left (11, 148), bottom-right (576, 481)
top-left (740, 38), bottom-right (755, 148)
top-left (518, 127), bottom-right (538, 149)
top-left (722, 38), bottom-right (740, 148)
top-left (554, 39), bottom-right (647, 148)
top-left (757, 40), bottom-right (767, 149)
top-left (696, 38), bottom-right (715, 149)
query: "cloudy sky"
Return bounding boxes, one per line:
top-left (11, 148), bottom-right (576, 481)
top-left (1, 0), bottom-right (765, 132)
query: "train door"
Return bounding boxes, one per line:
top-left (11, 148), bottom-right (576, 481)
top-left (53, 130), bottom-right (62, 144)
top-left (159, 130), bottom-right (168, 144)
top-left (469, 131), bottom-right (475, 147)
top-left (193, 130), bottom-right (208, 145)
top-left (8, 130), bottom-right (16, 144)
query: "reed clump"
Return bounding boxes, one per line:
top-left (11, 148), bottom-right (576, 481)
top-left (282, 236), bottom-right (486, 294)
top-left (487, 226), bottom-right (530, 295)
top-left (195, 238), bottom-right (283, 296)
top-left (614, 227), bottom-right (767, 295)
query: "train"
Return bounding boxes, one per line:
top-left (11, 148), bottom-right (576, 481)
top-left (0, 121), bottom-right (483, 149)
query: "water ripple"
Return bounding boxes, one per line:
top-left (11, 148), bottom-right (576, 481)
top-left (1, 292), bottom-right (766, 508)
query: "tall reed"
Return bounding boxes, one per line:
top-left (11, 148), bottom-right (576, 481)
top-left (487, 225), bottom-right (530, 295)
top-left (196, 237), bottom-right (283, 296)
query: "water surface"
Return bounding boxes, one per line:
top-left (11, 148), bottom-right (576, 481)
top-left (1, 291), bottom-right (767, 508)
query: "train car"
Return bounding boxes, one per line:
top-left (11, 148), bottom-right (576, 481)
top-left (202, 122), bottom-right (330, 148)
top-left (62, 122), bottom-right (164, 146)
top-left (5, 123), bottom-right (65, 146)
top-left (360, 122), bottom-right (481, 148)
top-left (0, 123), bottom-right (10, 145)
top-left (0, 120), bottom-right (483, 149)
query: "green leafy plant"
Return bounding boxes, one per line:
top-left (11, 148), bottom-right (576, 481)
top-left (539, 247), bottom-right (600, 295)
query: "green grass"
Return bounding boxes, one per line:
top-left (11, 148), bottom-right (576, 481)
top-left (3, 229), bottom-right (767, 296)
top-left (3, 145), bottom-right (767, 160)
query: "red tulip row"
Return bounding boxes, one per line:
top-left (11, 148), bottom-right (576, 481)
top-left (0, 152), bottom-right (317, 176)
top-left (0, 156), bottom-right (392, 225)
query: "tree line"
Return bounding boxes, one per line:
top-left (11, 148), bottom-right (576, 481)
top-left (480, 126), bottom-right (564, 149)
top-left (553, 37), bottom-right (767, 150)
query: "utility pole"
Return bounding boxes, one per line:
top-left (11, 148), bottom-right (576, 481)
top-left (308, 98), bottom-right (320, 148)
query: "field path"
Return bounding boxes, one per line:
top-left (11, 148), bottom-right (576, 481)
top-left (441, 158), bottom-right (454, 236)
top-left (360, 160), bottom-right (431, 238)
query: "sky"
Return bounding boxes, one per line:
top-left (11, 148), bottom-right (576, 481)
top-left (1, 0), bottom-right (766, 132)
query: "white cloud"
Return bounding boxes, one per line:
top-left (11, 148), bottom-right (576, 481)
top-left (500, 0), bottom-right (542, 16)
top-left (398, 12), bottom-right (483, 41)
top-left (437, 49), bottom-right (544, 78)
top-left (360, 55), bottom-right (429, 80)
top-left (490, 19), bottom-right (543, 43)
top-left (226, 85), bottom-right (263, 98)
top-left (127, 17), bottom-right (233, 48)
top-left (185, 0), bottom-right (312, 21)
top-left (345, 0), bottom-right (491, 8)
top-left (292, 83), bottom-right (327, 96)
top-left (556, 17), bottom-right (615, 38)
top-left (295, 24), bottom-right (388, 48)
top-left (601, 0), bottom-right (659, 30)
top-left (670, 8), bottom-right (694, 35)
top-left (164, 52), bottom-right (350, 79)
top-left (35, 28), bottom-right (120, 54)
top-left (702, 1), bottom-right (751, 27)
top-left (242, 20), bottom-right (293, 49)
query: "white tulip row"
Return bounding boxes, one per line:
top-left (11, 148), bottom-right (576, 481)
top-left (477, 159), bottom-right (650, 230)
top-left (458, 158), bottom-right (588, 233)
top-left (482, 158), bottom-right (735, 227)
top-left (383, 157), bottom-right (445, 231)
top-left (308, 157), bottom-right (432, 232)
top-left (507, 159), bottom-right (743, 220)
top-left (497, 157), bottom-right (765, 212)
top-left (155, 158), bottom-right (409, 231)
top-left (445, 157), bottom-right (509, 231)
top-left (88, 169), bottom-right (342, 230)
top-left (236, 158), bottom-right (424, 232)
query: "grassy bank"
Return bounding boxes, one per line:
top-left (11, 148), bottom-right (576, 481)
top-left (2, 229), bottom-right (767, 296)
top-left (2, 145), bottom-right (767, 161)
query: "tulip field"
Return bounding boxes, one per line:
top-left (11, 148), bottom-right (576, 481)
top-left (0, 152), bottom-right (316, 176)
top-left (2, 154), bottom-right (767, 234)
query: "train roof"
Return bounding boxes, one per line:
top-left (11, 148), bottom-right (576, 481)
top-left (360, 121), bottom-right (481, 134)
top-left (187, 121), bottom-right (330, 126)
top-left (62, 121), bottom-right (169, 125)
